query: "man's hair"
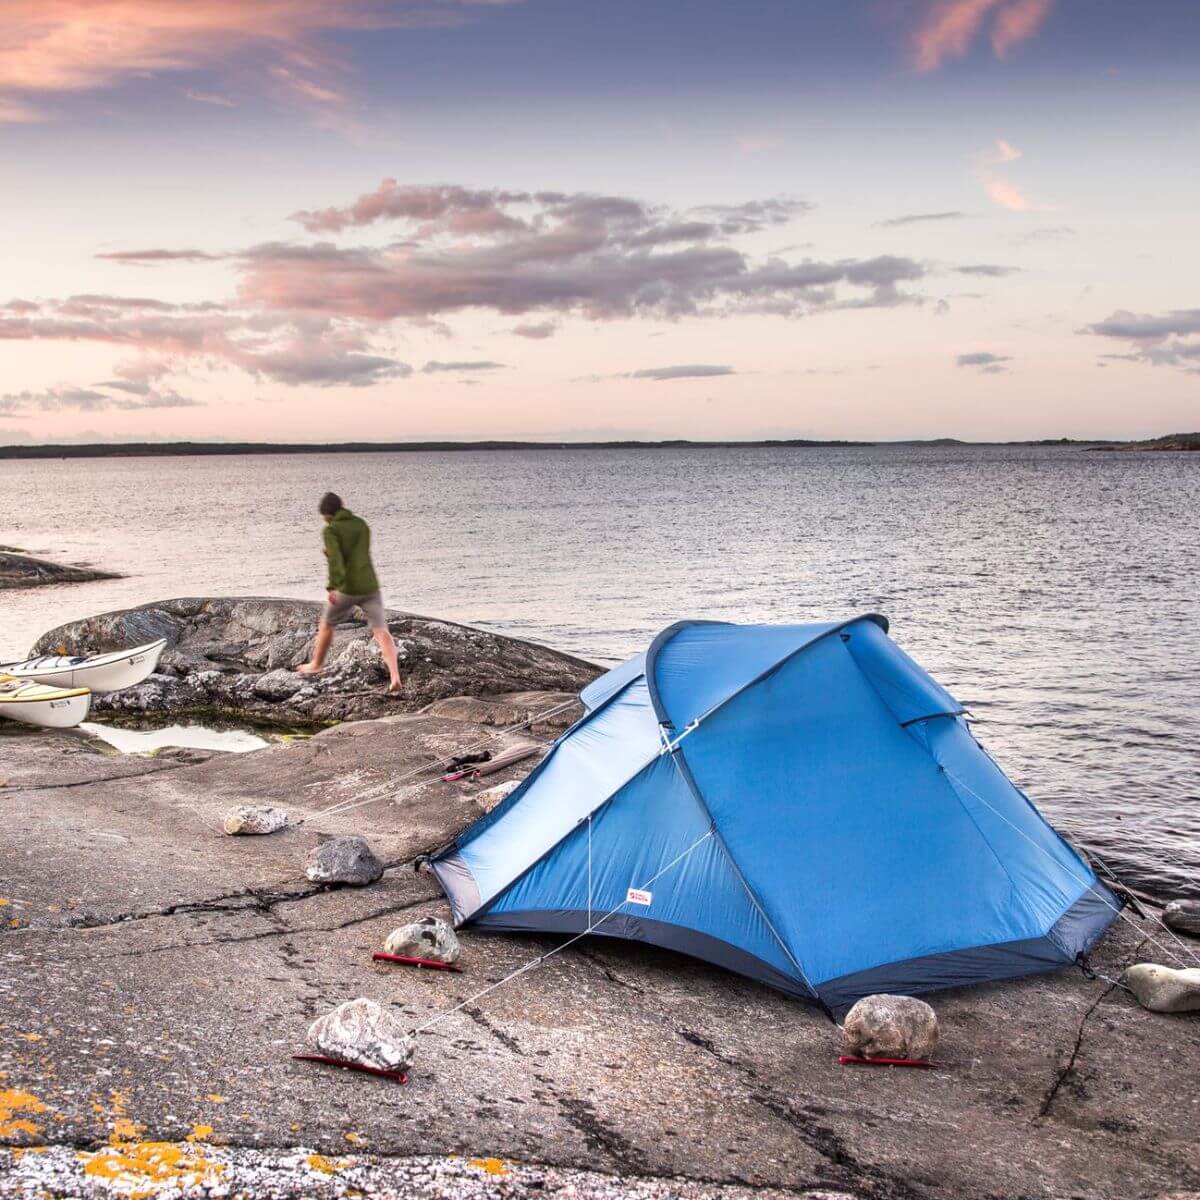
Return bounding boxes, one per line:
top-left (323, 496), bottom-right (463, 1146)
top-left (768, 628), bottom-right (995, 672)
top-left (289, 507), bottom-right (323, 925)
top-left (318, 492), bottom-right (343, 517)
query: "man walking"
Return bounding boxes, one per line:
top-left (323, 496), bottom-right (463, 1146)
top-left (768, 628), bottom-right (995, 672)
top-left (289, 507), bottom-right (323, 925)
top-left (297, 492), bottom-right (403, 695)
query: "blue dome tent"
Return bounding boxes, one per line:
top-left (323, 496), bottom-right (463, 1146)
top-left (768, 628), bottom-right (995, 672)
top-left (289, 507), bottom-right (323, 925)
top-left (430, 616), bottom-right (1119, 1011)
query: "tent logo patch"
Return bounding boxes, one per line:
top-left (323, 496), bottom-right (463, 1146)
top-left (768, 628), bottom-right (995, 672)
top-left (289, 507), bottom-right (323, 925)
top-left (626, 887), bottom-right (653, 906)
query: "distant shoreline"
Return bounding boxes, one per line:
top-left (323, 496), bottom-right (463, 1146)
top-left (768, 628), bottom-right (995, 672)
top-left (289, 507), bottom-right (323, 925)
top-left (1, 432), bottom-right (1196, 460)
top-left (0, 435), bottom-right (1172, 460)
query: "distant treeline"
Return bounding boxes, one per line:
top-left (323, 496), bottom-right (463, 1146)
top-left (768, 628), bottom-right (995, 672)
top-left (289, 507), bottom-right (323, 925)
top-left (0, 438), bottom-right (880, 460)
top-left (0, 435), bottom-right (1169, 460)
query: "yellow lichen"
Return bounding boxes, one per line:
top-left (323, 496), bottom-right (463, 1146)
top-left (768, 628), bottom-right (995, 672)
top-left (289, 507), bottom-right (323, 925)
top-left (81, 1139), bottom-right (224, 1197)
top-left (307, 1153), bottom-right (341, 1174)
top-left (469, 1157), bottom-right (509, 1177)
top-left (77, 1091), bottom-right (224, 1198)
top-left (0, 898), bottom-right (9, 906)
top-left (0, 1088), bottom-right (47, 1140)
top-left (343, 1131), bottom-right (365, 1146)
top-left (205, 1094), bottom-right (227, 1104)
top-left (187, 1124), bottom-right (213, 1142)
top-left (17, 1034), bottom-right (44, 1043)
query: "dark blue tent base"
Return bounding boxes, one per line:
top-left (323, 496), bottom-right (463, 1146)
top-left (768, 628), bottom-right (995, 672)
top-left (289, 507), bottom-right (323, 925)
top-left (473, 886), bottom-right (1119, 1012)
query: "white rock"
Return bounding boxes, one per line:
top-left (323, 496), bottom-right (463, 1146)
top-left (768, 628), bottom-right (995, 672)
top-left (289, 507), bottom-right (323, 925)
top-left (841, 994), bottom-right (939, 1061)
top-left (223, 805), bottom-right (290, 835)
top-left (384, 916), bottom-right (460, 964)
top-left (1121, 963), bottom-right (1200, 1013)
top-left (306, 997), bottom-right (416, 1072)
top-left (475, 778), bottom-right (521, 812)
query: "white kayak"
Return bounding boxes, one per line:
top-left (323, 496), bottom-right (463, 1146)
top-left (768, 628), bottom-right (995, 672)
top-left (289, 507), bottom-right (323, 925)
top-left (0, 638), bottom-right (167, 694)
top-left (0, 676), bottom-right (91, 728)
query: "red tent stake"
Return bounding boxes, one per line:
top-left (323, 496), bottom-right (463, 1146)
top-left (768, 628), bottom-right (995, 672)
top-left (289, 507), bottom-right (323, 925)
top-left (372, 952), bottom-right (462, 972)
top-left (838, 1055), bottom-right (934, 1068)
top-left (293, 1053), bottom-right (409, 1084)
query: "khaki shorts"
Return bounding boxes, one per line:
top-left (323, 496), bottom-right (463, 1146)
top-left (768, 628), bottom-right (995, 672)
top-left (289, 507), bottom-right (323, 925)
top-left (322, 590), bottom-right (387, 629)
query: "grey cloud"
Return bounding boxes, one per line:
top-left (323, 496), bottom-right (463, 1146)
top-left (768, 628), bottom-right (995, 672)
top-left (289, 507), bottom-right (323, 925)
top-left (878, 211), bottom-right (965, 227)
top-left (1083, 307), bottom-right (1200, 373)
top-left (421, 360), bottom-right (505, 373)
top-left (956, 352), bottom-right (1012, 373)
top-left (955, 264), bottom-right (1021, 277)
top-left (694, 197), bottom-right (813, 234)
top-left (510, 320), bottom-right (557, 339)
top-left (1085, 309), bottom-right (1200, 341)
top-left (630, 364), bottom-right (735, 381)
top-left (0, 301), bottom-right (407, 390)
top-left (0, 385), bottom-right (202, 413)
top-left (96, 248), bottom-right (225, 264)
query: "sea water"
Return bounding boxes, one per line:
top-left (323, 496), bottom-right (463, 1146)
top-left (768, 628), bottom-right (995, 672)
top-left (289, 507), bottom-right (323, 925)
top-left (1, 445), bottom-right (1196, 897)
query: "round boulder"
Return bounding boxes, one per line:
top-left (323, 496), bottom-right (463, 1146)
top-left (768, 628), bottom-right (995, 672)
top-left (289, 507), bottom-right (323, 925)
top-left (384, 916), bottom-right (460, 964)
top-left (1121, 963), bottom-right (1200, 1014)
top-left (1163, 900), bottom-right (1200, 938)
top-left (842, 994), bottom-right (939, 1061)
top-left (305, 836), bottom-right (384, 886)
top-left (306, 997), bottom-right (415, 1073)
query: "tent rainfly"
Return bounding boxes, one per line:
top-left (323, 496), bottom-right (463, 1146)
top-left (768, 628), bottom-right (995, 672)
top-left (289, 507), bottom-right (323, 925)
top-left (430, 616), bottom-right (1120, 1011)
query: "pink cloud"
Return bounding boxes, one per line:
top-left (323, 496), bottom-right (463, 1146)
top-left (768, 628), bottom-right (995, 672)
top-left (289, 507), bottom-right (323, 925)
top-left (991, 0), bottom-right (1053, 58)
top-left (910, 0), bottom-right (1053, 72)
top-left (0, 0), bottom-right (526, 122)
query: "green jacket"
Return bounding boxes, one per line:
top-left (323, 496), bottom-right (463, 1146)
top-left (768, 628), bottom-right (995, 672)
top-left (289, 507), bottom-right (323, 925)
top-left (323, 509), bottom-right (379, 595)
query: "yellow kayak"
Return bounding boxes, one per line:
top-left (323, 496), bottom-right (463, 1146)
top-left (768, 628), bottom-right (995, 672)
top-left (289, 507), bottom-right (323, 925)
top-left (0, 674), bottom-right (91, 729)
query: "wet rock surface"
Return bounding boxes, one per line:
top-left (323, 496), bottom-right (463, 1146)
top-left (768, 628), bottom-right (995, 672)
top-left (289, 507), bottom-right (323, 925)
top-left (384, 916), bottom-right (460, 964)
top-left (307, 997), bottom-right (417, 1073)
top-left (0, 550), bottom-right (119, 592)
top-left (2, 619), bottom-right (1199, 1199)
top-left (29, 597), bottom-right (599, 725)
top-left (306, 836), bottom-right (384, 886)
top-left (1121, 963), bottom-right (1200, 1013)
top-left (841, 995), bottom-right (939, 1061)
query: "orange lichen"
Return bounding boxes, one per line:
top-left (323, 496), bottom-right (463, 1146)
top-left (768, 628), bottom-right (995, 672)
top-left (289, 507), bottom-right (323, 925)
top-left (469, 1157), bottom-right (510, 1176)
top-left (78, 1091), bottom-right (224, 1198)
top-left (0, 1088), bottom-right (47, 1139)
top-left (307, 1153), bottom-right (341, 1174)
top-left (81, 1139), bottom-right (224, 1196)
top-left (205, 1094), bottom-right (227, 1104)
top-left (187, 1124), bottom-right (213, 1142)
top-left (17, 1034), bottom-right (44, 1043)
top-left (343, 1131), bottom-right (365, 1146)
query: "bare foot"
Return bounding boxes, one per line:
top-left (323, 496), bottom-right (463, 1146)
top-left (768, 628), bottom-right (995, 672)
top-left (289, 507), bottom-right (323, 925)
top-left (296, 663), bottom-right (324, 677)
top-left (386, 680), bottom-right (403, 697)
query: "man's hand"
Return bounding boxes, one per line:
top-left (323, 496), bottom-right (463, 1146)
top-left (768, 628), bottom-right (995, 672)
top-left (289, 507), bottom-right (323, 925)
top-left (327, 590), bottom-right (338, 605)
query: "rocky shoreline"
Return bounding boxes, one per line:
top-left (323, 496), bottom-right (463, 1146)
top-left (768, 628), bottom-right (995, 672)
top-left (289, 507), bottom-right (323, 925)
top-left (1, 599), bottom-right (1198, 1200)
top-left (31, 597), bottom-right (598, 726)
top-left (0, 550), bottom-right (119, 591)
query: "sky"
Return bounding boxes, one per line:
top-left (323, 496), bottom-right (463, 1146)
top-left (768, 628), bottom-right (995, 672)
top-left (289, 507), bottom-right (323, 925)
top-left (0, 0), bottom-right (1198, 444)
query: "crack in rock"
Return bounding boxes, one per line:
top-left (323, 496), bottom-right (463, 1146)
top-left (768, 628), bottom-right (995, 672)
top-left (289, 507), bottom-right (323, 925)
top-left (1034, 938), bottom-right (1148, 1122)
top-left (576, 947), bottom-right (645, 993)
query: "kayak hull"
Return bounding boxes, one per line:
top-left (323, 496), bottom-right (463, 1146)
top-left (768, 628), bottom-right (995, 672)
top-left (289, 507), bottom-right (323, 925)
top-left (0, 638), bottom-right (167, 694)
top-left (0, 682), bottom-right (91, 729)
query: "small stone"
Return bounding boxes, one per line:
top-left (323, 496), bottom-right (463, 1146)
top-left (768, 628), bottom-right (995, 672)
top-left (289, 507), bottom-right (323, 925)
top-left (223, 805), bottom-right (290, 835)
top-left (253, 669), bottom-right (302, 701)
top-left (305, 836), bottom-right (384, 886)
top-left (475, 778), bottom-right (521, 812)
top-left (306, 998), bottom-right (416, 1073)
top-left (383, 916), bottom-right (460, 964)
top-left (1163, 899), bottom-right (1200, 938)
top-left (1121, 963), bottom-right (1200, 1013)
top-left (842, 994), bottom-right (939, 1061)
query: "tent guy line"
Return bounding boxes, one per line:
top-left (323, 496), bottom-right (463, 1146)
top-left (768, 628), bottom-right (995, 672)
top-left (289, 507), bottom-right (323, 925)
top-left (413, 824), bottom-right (718, 1037)
top-left (940, 765), bottom-right (1200, 970)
